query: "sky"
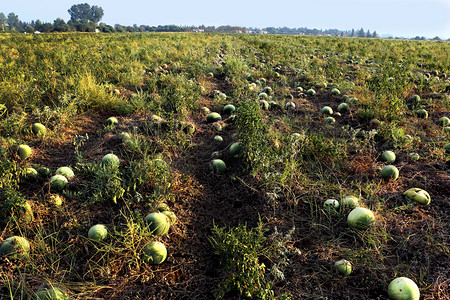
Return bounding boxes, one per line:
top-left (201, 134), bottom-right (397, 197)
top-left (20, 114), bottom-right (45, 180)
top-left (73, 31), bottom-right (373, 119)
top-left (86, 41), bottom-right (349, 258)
top-left (2, 0), bottom-right (450, 38)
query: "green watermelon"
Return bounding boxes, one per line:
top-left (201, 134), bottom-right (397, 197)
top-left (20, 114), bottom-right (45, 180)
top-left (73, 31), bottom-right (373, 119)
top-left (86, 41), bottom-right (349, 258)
top-left (143, 241), bottom-right (167, 265)
top-left (388, 277), bottom-right (420, 300)
top-left (347, 207), bottom-right (375, 230)
top-left (88, 224), bottom-right (108, 242)
top-left (145, 212), bottom-right (171, 236)
top-left (335, 259), bottom-right (352, 275)
top-left (31, 123), bottom-right (46, 136)
top-left (0, 236), bottom-right (30, 259)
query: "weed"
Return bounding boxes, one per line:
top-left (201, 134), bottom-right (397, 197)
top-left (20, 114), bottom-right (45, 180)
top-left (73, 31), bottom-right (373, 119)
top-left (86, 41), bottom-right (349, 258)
top-left (209, 220), bottom-right (274, 299)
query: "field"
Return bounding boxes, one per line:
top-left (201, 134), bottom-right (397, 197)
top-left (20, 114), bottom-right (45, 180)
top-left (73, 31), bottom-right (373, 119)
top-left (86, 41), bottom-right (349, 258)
top-left (0, 32), bottom-right (449, 299)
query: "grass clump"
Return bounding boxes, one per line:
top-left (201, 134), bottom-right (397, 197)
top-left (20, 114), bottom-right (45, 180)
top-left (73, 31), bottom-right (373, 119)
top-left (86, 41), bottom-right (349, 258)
top-left (209, 221), bottom-right (275, 299)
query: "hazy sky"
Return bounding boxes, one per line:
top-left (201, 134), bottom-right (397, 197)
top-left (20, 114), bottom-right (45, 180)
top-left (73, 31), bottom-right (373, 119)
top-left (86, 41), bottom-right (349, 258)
top-left (2, 0), bottom-right (450, 38)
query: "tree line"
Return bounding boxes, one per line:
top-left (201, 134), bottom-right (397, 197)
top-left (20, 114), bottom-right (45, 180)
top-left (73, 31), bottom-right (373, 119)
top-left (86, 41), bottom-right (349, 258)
top-left (0, 3), bottom-right (446, 40)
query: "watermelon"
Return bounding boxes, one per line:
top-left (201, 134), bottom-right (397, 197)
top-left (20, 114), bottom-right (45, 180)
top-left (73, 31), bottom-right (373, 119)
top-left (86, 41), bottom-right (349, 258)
top-left (101, 153), bottom-right (120, 168)
top-left (88, 224), bottom-right (108, 242)
top-left (106, 117), bottom-right (118, 125)
top-left (334, 259), bottom-right (352, 275)
top-left (143, 241), bottom-right (167, 265)
top-left (229, 142), bottom-right (242, 157)
top-left (403, 188), bottom-right (431, 205)
top-left (206, 113), bottom-right (222, 123)
top-left (0, 236), bottom-right (30, 259)
top-left (223, 104), bottom-right (236, 114)
top-left (145, 212), bottom-right (171, 236)
top-left (323, 199), bottom-right (339, 211)
top-left (388, 277), bottom-right (420, 300)
top-left (341, 196), bottom-right (359, 208)
top-left (381, 151), bottom-right (396, 163)
top-left (337, 102), bottom-right (349, 113)
top-left (34, 287), bottom-right (68, 300)
top-left (17, 144), bottom-right (32, 160)
top-left (49, 175), bottom-right (68, 192)
top-left (347, 207), bottom-right (375, 230)
top-left (55, 167), bottom-right (75, 179)
top-left (321, 106), bottom-right (333, 115)
top-left (381, 165), bottom-right (399, 180)
top-left (31, 123), bottom-right (46, 136)
top-left (209, 159), bottom-right (226, 174)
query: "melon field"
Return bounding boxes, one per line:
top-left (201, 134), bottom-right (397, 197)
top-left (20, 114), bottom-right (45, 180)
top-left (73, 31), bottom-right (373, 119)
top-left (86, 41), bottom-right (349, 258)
top-left (0, 33), bottom-right (449, 299)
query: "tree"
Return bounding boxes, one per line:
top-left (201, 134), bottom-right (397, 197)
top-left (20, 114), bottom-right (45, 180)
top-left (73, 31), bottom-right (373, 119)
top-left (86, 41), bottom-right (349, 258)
top-left (372, 31), bottom-right (378, 38)
top-left (53, 18), bottom-right (69, 32)
top-left (114, 24), bottom-right (125, 32)
top-left (357, 28), bottom-right (365, 38)
top-left (68, 3), bottom-right (104, 23)
top-left (7, 12), bottom-right (19, 31)
top-left (366, 30), bottom-right (371, 38)
top-left (0, 13), bottom-right (6, 31)
top-left (24, 24), bottom-right (34, 33)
